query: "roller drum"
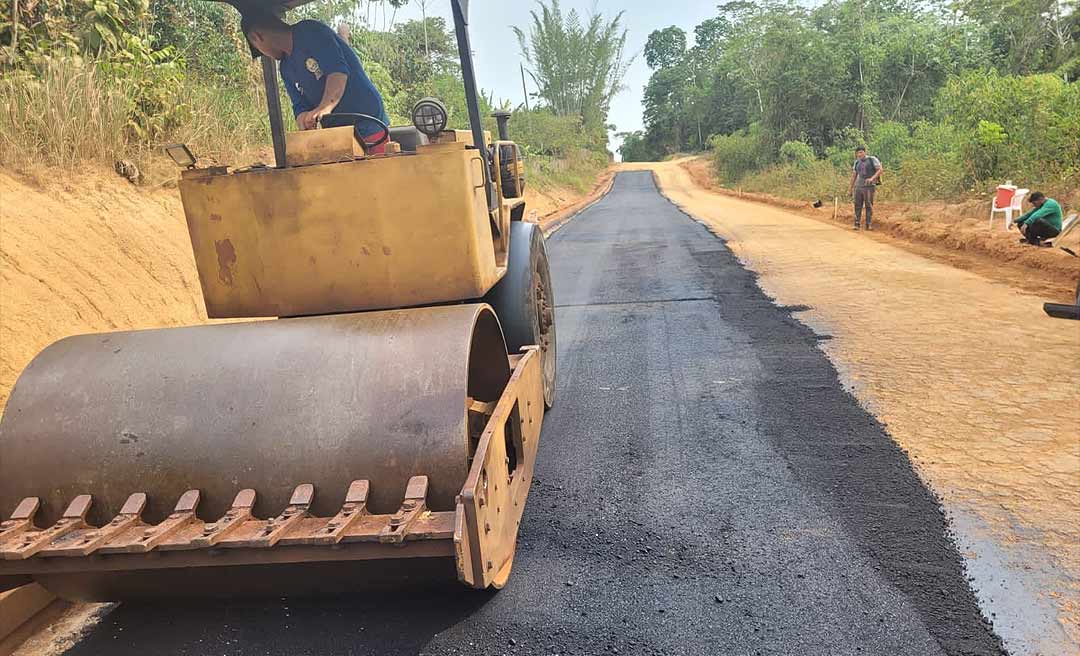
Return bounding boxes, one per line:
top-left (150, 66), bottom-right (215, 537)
top-left (0, 305), bottom-right (510, 527)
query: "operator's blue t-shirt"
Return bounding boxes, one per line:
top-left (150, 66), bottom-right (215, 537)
top-left (280, 20), bottom-right (389, 135)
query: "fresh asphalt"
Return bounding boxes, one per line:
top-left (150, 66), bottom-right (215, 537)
top-left (63, 172), bottom-right (1004, 655)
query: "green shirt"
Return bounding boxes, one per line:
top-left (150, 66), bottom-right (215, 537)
top-left (1016, 198), bottom-right (1063, 231)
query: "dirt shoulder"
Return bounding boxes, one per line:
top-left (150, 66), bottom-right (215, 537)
top-left (680, 158), bottom-right (1080, 303)
top-left (536, 168), bottom-right (616, 235)
top-left (631, 159), bottom-right (1079, 653)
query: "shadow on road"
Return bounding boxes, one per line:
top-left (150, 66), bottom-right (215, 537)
top-left (64, 584), bottom-right (495, 655)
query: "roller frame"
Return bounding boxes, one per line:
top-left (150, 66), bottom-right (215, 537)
top-left (0, 348), bottom-right (542, 594)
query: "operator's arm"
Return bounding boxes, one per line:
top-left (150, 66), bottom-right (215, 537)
top-left (296, 21), bottom-right (352, 130)
top-left (849, 165), bottom-right (858, 193)
top-left (304, 72), bottom-right (347, 127)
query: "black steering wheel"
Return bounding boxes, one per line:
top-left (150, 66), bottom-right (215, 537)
top-left (318, 113), bottom-right (391, 154)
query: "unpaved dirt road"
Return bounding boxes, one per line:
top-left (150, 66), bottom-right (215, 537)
top-left (39, 172), bottom-right (1002, 655)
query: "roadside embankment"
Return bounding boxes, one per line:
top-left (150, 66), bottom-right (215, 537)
top-left (0, 170), bottom-right (208, 411)
top-left (681, 158), bottom-right (1080, 302)
top-left (629, 159), bottom-right (1079, 654)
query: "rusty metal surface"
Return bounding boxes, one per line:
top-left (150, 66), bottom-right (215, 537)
top-left (0, 482), bottom-right (455, 576)
top-left (455, 348), bottom-right (544, 589)
top-left (0, 305), bottom-right (509, 528)
top-left (0, 342), bottom-right (546, 600)
top-left (283, 125), bottom-right (365, 166)
top-left (180, 144), bottom-right (505, 318)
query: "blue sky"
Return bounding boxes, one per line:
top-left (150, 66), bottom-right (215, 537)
top-left (387, 1), bottom-right (719, 152)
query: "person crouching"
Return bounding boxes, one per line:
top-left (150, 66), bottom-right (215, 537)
top-left (1014, 192), bottom-right (1062, 246)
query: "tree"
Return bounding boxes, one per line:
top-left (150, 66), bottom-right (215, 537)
top-left (150, 0), bottom-right (249, 85)
top-left (2, 0), bottom-right (154, 66)
top-left (956, 0), bottom-right (1077, 76)
top-left (644, 26), bottom-right (686, 69)
top-left (417, 0), bottom-right (432, 62)
top-left (642, 63), bottom-right (693, 153)
top-left (294, 1), bottom-right (410, 30)
top-left (616, 130), bottom-right (655, 162)
top-left (513, 0), bottom-right (632, 134)
top-left (352, 17), bottom-right (456, 89)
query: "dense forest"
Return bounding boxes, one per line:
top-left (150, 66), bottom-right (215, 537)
top-left (0, 0), bottom-right (625, 189)
top-left (621, 0), bottom-right (1079, 202)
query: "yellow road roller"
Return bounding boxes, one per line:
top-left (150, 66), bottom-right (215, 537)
top-left (0, 0), bottom-right (555, 600)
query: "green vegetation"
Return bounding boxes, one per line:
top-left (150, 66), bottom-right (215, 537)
top-left (0, 0), bottom-right (615, 192)
top-left (624, 0), bottom-right (1079, 203)
top-left (513, 0), bottom-right (629, 146)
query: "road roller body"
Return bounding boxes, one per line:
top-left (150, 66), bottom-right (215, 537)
top-left (0, 0), bottom-right (555, 601)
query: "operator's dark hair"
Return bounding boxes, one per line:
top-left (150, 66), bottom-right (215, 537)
top-left (1030, 191), bottom-right (1046, 203)
top-left (240, 10), bottom-right (290, 37)
top-left (855, 145), bottom-right (867, 152)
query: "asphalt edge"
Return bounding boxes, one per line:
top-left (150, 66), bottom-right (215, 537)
top-left (538, 170), bottom-right (617, 238)
top-left (643, 167), bottom-right (1008, 656)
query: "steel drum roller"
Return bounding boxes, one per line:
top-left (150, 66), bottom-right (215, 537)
top-left (0, 305), bottom-right (510, 527)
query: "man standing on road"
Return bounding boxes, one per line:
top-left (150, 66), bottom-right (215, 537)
top-left (241, 12), bottom-right (390, 153)
top-left (1013, 191), bottom-right (1063, 245)
top-left (849, 146), bottom-right (883, 230)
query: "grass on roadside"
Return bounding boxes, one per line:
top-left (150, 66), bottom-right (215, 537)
top-left (1, 56), bottom-right (609, 193)
top-left (528, 149), bottom-right (609, 194)
top-left (1, 57), bottom-right (278, 180)
top-left (0, 59), bottom-right (131, 170)
top-left (720, 156), bottom-right (1079, 210)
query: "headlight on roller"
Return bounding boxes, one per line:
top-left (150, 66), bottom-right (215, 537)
top-left (412, 98), bottom-right (449, 138)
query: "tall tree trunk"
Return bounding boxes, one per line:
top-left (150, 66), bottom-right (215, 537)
top-left (856, 0), bottom-right (866, 131)
top-left (891, 50), bottom-right (916, 121)
top-left (10, 0), bottom-right (18, 65)
top-left (521, 63), bottom-right (530, 110)
top-left (421, 1), bottom-right (430, 62)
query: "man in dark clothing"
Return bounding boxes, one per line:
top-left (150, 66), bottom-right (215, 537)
top-left (849, 146), bottom-right (883, 230)
top-left (241, 12), bottom-right (390, 152)
top-left (1014, 191), bottom-right (1063, 245)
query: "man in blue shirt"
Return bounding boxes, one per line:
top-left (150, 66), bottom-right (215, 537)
top-left (241, 12), bottom-right (390, 152)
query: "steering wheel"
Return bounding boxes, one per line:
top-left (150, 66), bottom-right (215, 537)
top-left (318, 113), bottom-right (391, 154)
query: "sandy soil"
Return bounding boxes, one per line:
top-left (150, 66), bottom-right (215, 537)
top-left (681, 158), bottom-right (1080, 303)
top-left (0, 171), bottom-right (209, 411)
top-left (631, 160), bottom-right (1080, 653)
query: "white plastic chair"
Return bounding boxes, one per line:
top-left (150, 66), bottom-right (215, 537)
top-left (990, 188), bottom-right (1029, 230)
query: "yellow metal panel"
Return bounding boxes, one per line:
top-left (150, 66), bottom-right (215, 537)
top-left (284, 126), bottom-right (363, 167)
top-left (432, 130), bottom-right (492, 147)
top-left (180, 147), bottom-right (504, 318)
